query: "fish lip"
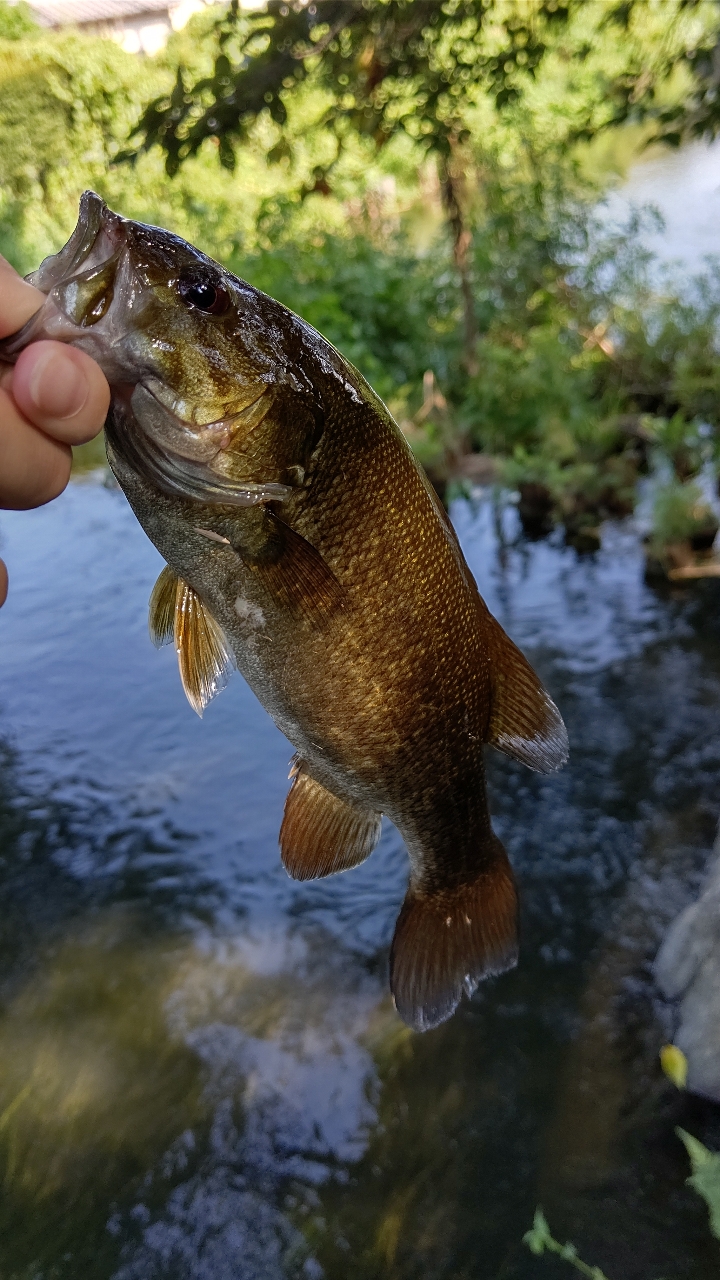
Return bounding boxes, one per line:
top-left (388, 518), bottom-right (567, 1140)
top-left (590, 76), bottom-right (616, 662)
top-left (27, 191), bottom-right (126, 295)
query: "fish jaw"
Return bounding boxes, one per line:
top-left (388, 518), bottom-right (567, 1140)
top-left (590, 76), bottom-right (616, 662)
top-left (0, 193), bottom-right (167, 385)
top-left (27, 190), bottom-right (124, 295)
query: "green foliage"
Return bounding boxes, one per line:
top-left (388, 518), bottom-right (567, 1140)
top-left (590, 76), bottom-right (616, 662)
top-left (677, 1128), bottom-right (720, 1240)
top-left (651, 479), bottom-right (716, 548)
top-left (0, 24), bottom-right (165, 270)
top-left (4, 0), bottom-right (720, 548)
top-left (523, 1208), bottom-right (612, 1279)
top-left (125, 0), bottom-right (572, 176)
top-left (599, 263), bottom-right (720, 436)
top-left (125, 0), bottom-right (720, 175)
top-left (0, 0), bottom-right (36, 40)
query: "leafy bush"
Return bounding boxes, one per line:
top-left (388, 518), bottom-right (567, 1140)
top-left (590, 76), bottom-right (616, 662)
top-left (651, 479), bottom-right (717, 548)
top-left (3, 0), bottom-right (720, 549)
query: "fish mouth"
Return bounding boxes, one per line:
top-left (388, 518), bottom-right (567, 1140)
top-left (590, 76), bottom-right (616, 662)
top-left (28, 191), bottom-right (125, 295)
top-left (0, 192), bottom-right (129, 363)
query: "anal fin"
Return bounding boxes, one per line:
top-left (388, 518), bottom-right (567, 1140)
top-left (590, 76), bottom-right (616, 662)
top-left (389, 834), bottom-right (518, 1032)
top-left (280, 759), bottom-right (381, 881)
top-left (486, 616), bottom-right (568, 773)
top-left (148, 566), bottom-right (234, 717)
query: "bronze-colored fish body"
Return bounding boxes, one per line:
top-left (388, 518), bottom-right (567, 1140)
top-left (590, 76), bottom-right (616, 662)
top-left (1, 193), bottom-right (568, 1031)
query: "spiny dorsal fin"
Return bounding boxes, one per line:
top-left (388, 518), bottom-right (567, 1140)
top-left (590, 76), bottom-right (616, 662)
top-left (174, 580), bottom-right (235, 717)
top-left (389, 834), bottom-right (518, 1032)
top-left (148, 565), bottom-right (178, 648)
top-left (280, 758), bottom-right (381, 881)
top-left (486, 616), bottom-right (568, 774)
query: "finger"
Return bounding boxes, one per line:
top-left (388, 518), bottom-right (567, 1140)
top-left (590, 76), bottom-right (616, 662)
top-left (0, 559), bottom-right (7, 608)
top-left (0, 385), bottom-right (72, 509)
top-left (11, 341), bottom-right (110, 446)
top-left (0, 254), bottom-right (45, 337)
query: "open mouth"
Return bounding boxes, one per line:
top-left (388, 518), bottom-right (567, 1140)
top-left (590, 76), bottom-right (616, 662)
top-left (28, 191), bottom-right (125, 297)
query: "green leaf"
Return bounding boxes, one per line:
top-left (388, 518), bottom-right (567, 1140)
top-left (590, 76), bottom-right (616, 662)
top-left (522, 1207), bottom-right (612, 1278)
top-left (523, 1207), bottom-right (553, 1254)
top-left (677, 1128), bottom-right (720, 1241)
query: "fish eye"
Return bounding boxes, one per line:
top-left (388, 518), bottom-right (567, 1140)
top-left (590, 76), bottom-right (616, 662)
top-left (178, 273), bottom-right (229, 316)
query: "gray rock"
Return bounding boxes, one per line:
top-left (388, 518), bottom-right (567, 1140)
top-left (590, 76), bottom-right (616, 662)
top-left (655, 829), bottom-right (720, 1101)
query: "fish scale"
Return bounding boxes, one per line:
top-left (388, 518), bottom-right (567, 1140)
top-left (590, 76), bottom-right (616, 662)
top-left (0, 191), bottom-right (568, 1032)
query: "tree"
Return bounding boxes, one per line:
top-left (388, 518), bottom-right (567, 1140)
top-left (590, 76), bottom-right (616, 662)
top-left (123, 0), bottom-right (576, 375)
top-left (587, 0), bottom-right (720, 148)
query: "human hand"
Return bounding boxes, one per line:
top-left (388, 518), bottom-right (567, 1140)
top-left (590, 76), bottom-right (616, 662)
top-left (0, 254), bottom-right (110, 605)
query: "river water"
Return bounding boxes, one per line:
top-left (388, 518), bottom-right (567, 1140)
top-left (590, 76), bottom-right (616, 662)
top-left (605, 137), bottom-right (720, 272)
top-left (1, 470), bottom-right (720, 1279)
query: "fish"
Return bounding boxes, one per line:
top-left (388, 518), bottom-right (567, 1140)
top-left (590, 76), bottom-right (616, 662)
top-left (1, 192), bottom-right (568, 1031)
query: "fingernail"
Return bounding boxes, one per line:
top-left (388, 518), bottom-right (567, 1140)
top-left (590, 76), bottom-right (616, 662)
top-left (28, 347), bottom-right (89, 420)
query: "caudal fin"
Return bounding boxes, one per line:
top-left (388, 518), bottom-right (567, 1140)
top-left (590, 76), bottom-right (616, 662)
top-left (389, 837), bottom-right (518, 1032)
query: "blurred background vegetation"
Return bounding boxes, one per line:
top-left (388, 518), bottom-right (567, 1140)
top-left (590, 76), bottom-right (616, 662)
top-left (4, 0), bottom-right (720, 556)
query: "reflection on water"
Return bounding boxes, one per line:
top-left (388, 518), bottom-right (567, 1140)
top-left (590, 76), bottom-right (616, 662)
top-left (1, 482), bottom-right (720, 1278)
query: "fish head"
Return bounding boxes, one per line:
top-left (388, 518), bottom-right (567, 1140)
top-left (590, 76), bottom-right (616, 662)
top-left (3, 191), bottom-right (312, 505)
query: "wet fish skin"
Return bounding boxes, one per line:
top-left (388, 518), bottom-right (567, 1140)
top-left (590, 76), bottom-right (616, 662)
top-left (0, 192), bottom-right (568, 1032)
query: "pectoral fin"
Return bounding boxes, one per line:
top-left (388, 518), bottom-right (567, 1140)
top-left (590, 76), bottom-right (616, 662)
top-left (205, 508), bottom-right (344, 627)
top-left (486, 617), bottom-right (568, 773)
top-left (148, 566), bottom-right (234, 716)
top-left (255, 513), bottom-right (344, 625)
top-left (280, 758), bottom-right (381, 880)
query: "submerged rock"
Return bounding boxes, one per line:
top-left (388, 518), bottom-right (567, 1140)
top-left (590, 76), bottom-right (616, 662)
top-left (655, 828), bottom-right (720, 1101)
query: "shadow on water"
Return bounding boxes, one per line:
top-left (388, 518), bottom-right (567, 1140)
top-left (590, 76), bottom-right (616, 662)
top-left (0, 484), bottom-right (720, 1278)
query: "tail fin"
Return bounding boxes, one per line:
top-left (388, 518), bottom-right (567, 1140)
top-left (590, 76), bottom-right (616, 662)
top-left (389, 836), bottom-right (518, 1032)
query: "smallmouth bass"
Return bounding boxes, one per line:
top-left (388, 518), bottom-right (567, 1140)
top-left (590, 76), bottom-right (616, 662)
top-left (1, 193), bottom-right (568, 1031)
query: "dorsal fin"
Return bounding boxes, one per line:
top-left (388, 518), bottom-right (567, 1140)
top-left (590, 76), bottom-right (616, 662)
top-left (485, 616), bottom-right (568, 773)
top-left (148, 566), bottom-right (234, 717)
top-left (148, 565), bottom-right (178, 648)
top-left (280, 758), bottom-right (382, 880)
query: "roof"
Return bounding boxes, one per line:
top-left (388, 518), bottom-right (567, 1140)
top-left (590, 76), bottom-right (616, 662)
top-left (29, 0), bottom-right (177, 25)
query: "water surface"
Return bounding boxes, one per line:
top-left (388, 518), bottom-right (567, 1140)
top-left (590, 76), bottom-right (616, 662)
top-left (608, 137), bottom-right (720, 270)
top-left (0, 477), bottom-right (719, 1279)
